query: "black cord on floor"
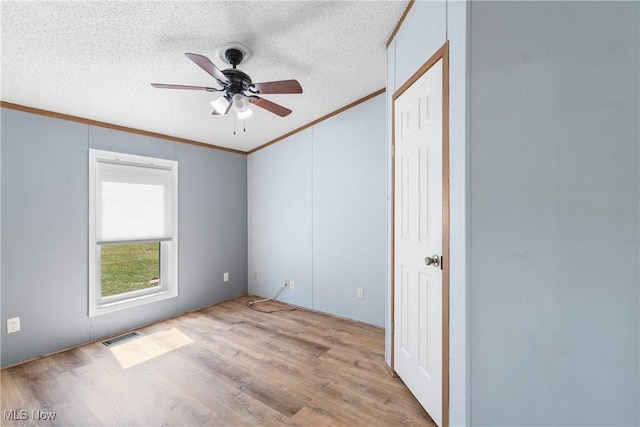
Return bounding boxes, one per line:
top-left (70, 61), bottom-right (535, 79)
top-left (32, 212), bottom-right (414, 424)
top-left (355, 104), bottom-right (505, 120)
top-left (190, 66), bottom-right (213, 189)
top-left (246, 300), bottom-right (297, 313)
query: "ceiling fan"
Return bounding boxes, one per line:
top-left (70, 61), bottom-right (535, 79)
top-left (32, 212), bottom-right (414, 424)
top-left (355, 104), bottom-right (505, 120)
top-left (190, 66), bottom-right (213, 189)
top-left (151, 47), bottom-right (302, 118)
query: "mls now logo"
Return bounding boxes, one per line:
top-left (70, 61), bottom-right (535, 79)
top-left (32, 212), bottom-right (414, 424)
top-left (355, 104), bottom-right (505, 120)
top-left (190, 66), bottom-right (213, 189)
top-left (3, 409), bottom-right (56, 421)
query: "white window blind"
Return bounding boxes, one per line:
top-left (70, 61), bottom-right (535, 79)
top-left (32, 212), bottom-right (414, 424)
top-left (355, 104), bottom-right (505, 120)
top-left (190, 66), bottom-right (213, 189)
top-left (96, 158), bottom-right (174, 244)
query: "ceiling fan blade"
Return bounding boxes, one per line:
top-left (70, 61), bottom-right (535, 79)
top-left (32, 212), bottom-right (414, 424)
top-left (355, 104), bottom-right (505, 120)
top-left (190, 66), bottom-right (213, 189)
top-left (185, 53), bottom-right (229, 85)
top-left (249, 96), bottom-right (292, 117)
top-left (252, 79), bottom-right (303, 95)
top-left (151, 83), bottom-right (221, 92)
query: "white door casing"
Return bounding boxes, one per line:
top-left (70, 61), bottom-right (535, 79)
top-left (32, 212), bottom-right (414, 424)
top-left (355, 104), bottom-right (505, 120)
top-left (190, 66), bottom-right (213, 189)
top-left (393, 58), bottom-right (444, 427)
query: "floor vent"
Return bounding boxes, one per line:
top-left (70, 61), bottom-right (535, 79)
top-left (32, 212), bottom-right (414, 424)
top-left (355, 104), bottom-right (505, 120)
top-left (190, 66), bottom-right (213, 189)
top-left (102, 332), bottom-right (140, 347)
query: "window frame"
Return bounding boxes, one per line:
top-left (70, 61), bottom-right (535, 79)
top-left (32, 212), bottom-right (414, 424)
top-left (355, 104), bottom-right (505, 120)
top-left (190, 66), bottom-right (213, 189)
top-left (89, 149), bottom-right (178, 317)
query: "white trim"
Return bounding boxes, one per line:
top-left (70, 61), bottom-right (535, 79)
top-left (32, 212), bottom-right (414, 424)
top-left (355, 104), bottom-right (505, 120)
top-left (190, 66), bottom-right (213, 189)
top-left (88, 149), bottom-right (178, 317)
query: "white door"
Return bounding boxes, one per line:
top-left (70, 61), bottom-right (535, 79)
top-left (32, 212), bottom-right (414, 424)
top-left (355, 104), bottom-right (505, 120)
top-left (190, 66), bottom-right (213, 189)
top-left (394, 59), bottom-right (443, 426)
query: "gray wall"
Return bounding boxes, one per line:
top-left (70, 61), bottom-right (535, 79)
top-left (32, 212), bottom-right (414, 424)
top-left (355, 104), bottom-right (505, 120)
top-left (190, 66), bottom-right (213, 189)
top-left (247, 130), bottom-right (314, 309)
top-left (247, 93), bottom-right (387, 326)
top-left (1, 108), bottom-right (247, 367)
top-left (389, 0), bottom-right (639, 425)
top-left (469, 1), bottom-right (639, 425)
top-left (386, 1), bottom-right (470, 424)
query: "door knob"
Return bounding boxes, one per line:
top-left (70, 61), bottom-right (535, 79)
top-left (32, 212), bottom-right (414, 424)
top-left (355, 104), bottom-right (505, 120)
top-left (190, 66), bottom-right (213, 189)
top-left (424, 254), bottom-right (440, 268)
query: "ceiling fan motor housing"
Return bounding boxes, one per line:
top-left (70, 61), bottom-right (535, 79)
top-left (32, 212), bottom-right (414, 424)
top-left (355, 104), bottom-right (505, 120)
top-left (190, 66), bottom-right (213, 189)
top-left (221, 68), bottom-right (253, 99)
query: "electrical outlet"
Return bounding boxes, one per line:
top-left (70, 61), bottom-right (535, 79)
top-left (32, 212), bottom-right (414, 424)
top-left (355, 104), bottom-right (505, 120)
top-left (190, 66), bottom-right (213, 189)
top-left (223, 272), bottom-right (229, 282)
top-left (357, 288), bottom-right (364, 299)
top-left (285, 280), bottom-right (295, 290)
top-left (7, 317), bottom-right (20, 334)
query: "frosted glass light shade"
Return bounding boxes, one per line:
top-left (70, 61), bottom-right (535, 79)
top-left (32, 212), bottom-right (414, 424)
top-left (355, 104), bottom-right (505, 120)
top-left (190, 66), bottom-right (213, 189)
top-left (232, 94), bottom-right (250, 112)
top-left (237, 108), bottom-right (253, 120)
top-left (211, 97), bottom-right (230, 115)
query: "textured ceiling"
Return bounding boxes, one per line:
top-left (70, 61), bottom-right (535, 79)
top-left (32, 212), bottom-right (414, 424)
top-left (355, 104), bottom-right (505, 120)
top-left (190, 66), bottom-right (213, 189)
top-left (1, 1), bottom-right (408, 152)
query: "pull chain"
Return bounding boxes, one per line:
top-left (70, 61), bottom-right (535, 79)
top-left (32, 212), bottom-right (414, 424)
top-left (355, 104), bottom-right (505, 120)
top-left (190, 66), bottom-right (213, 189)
top-left (243, 120), bottom-right (246, 132)
top-left (233, 118), bottom-right (236, 136)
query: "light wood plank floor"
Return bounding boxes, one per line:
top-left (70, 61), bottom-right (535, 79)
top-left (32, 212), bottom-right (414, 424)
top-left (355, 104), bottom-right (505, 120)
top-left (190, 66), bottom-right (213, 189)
top-left (1, 296), bottom-right (435, 426)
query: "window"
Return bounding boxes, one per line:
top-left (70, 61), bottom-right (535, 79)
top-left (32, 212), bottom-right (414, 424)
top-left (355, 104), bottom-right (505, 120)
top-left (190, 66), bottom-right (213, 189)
top-left (89, 149), bottom-right (178, 316)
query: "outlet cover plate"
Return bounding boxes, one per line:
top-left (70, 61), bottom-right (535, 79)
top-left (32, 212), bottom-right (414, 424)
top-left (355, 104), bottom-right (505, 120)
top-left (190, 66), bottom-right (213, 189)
top-left (223, 272), bottom-right (229, 282)
top-left (7, 317), bottom-right (20, 334)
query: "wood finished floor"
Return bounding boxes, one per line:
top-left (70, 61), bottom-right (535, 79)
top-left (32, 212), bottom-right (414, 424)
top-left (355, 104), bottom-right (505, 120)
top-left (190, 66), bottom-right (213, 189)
top-left (1, 296), bottom-right (435, 426)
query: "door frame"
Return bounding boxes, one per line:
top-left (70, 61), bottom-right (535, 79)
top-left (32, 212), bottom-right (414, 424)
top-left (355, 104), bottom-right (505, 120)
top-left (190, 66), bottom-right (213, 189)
top-left (391, 41), bottom-right (449, 427)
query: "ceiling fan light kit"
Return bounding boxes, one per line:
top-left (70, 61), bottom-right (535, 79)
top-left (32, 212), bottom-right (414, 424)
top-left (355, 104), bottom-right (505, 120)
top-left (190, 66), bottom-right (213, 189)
top-left (151, 42), bottom-right (302, 129)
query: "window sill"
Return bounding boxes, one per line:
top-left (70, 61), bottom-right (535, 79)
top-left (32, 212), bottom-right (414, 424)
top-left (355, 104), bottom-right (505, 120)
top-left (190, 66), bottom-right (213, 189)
top-left (89, 289), bottom-right (177, 317)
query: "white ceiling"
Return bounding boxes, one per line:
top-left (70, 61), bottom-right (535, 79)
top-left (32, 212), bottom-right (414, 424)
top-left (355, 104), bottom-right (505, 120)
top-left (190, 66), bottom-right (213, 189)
top-left (1, 1), bottom-right (408, 153)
